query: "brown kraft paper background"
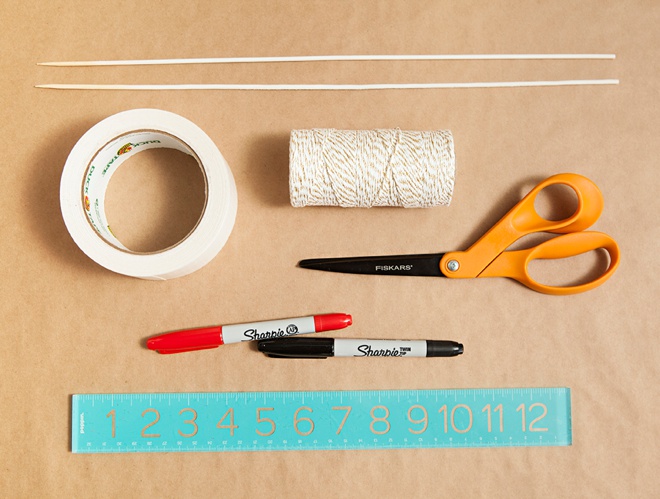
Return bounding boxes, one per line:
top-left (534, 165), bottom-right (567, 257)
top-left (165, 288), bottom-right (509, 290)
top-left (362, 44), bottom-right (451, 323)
top-left (0, 1), bottom-right (658, 497)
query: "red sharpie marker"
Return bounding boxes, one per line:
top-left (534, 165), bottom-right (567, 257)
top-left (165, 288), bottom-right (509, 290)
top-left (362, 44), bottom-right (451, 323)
top-left (147, 313), bottom-right (352, 354)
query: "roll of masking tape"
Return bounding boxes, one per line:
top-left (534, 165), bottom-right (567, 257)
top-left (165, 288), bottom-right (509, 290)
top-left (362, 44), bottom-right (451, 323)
top-left (60, 109), bottom-right (237, 280)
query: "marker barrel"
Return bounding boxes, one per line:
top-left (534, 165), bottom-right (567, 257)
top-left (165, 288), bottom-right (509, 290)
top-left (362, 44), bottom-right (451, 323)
top-left (147, 313), bottom-right (352, 354)
top-left (258, 338), bottom-right (463, 358)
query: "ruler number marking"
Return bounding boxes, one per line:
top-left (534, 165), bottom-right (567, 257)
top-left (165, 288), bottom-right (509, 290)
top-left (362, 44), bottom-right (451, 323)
top-left (451, 404), bottom-right (473, 434)
top-left (517, 403), bottom-right (549, 432)
top-left (439, 404), bottom-right (473, 434)
top-left (370, 405), bottom-right (390, 435)
top-left (106, 409), bottom-right (116, 438)
top-left (294, 407), bottom-right (314, 436)
top-left (407, 405), bottom-right (428, 434)
top-left (332, 406), bottom-right (352, 435)
top-left (482, 404), bottom-right (503, 433)
top-left (217, 408), bottom-right (239, 436)
top-left (177, 408), bottom-right (198, 438)
top-left (438, 405), bottom-right (448, 433)
top-left (255, 408), bottom-right (275, 437)
top-left (141, 409), bottom-right (161, 438)
top-left (528, 403), bottom-right (549, 432)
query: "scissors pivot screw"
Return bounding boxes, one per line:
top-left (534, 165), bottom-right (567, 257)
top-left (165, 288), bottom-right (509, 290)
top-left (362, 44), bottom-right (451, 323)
top-left (446, 260), bottom-right (460, 272)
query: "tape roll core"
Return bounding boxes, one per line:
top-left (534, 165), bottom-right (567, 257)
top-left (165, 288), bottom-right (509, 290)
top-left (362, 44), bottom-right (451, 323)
top-left (60, 109), bottom-right (237, 280)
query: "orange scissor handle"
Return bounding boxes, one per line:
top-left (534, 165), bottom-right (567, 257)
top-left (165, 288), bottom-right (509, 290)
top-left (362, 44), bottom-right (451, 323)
top-left (439, 173), bottom-right (617, 294)
top-left (477, 231), bottom-right (620, 295)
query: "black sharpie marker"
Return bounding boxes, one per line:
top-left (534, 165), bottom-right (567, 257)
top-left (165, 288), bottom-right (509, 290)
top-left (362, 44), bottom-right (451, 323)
top-left (258, 337), bottom-right (463, 359)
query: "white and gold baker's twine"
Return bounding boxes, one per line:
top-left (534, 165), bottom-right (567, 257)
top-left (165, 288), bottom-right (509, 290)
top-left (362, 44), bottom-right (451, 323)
top-left (289, 129), bottom-right (455, 208)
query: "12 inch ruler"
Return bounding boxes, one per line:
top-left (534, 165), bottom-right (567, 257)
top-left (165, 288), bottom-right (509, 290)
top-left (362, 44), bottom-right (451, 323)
top-left (72, 388), bottom-right (571, 453)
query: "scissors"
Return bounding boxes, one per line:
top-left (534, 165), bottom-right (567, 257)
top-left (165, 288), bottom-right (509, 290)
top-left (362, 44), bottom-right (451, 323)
top-left (299, 173), bottom-right (620, 295)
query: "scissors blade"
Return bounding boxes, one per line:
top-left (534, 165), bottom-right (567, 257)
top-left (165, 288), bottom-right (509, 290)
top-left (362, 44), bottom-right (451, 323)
top-left (298, 253), bottom-right (446, 277)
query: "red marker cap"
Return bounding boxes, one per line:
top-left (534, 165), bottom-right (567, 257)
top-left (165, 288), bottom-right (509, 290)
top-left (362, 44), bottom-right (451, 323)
top-left (314, 313), bottom-right (353, 332)
top-left (147, 326), bottom-right (222, 354)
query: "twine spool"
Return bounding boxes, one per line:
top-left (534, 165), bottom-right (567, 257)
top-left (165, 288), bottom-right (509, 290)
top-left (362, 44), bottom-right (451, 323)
top-left (289, 128), bottom-right (455, 208)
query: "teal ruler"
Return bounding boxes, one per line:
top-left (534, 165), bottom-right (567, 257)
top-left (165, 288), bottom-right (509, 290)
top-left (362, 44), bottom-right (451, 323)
top-left (72, 388), bottom-right (571, 453)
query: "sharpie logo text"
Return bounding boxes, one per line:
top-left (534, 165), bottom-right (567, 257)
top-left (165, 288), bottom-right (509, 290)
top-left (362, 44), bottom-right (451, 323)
top-left (243, 324), bottom-right (299, 341)
top-left (355, 345), bottom-right (406, 357)
top-left (375, 265), bottom-right (413, 272)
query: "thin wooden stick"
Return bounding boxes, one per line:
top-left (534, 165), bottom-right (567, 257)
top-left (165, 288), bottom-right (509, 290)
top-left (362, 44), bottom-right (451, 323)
top-left (38, 53), bottom-right (616, 67)
top-left (35, 80), bottom-right (620, 90)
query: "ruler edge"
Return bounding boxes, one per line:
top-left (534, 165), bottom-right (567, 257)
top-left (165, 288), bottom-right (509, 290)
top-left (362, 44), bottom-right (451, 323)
top-left (71, 387), bottom-right (572, 453)
top-left (71, 387), bottom-right (571, 397)
top-left (565, 387), bottom-right (573, 446)
top-left (72, 441), bottom-right (571, 454)
top-left (71, 395), bottom-right (79, 453)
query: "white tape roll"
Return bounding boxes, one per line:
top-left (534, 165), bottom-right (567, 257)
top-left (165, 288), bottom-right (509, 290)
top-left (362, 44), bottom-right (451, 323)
top-left (60, 109), bottom-right (237, 280)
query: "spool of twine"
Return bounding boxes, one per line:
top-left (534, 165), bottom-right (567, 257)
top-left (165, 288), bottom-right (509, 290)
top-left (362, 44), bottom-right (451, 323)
top-left (289, 128), bottom-right (455, 208)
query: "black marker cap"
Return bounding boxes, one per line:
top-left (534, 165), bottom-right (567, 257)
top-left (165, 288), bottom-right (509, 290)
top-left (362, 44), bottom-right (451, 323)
top-left (426, 340), bottom-right (464, 357)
